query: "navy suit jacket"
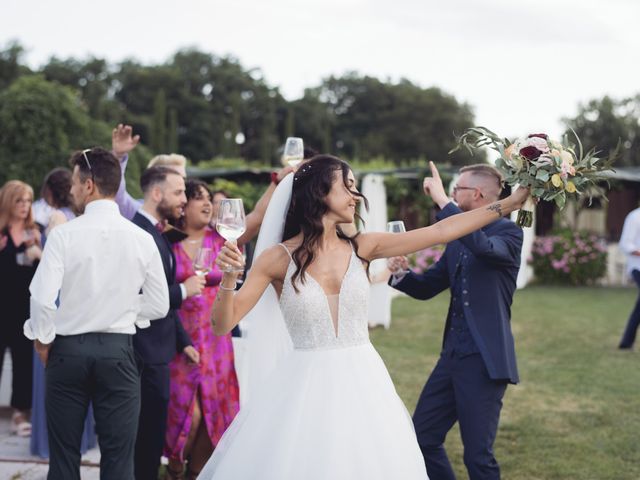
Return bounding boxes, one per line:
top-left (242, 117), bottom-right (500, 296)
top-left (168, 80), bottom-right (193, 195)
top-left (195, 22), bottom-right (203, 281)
top-left (391, 203), bottom-right (523, 384)
top-left (132, 212), bottom-right (192, 364)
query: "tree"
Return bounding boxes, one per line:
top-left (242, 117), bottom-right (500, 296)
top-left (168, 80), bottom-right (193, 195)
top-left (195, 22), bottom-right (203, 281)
top-left (0, 75), bottom-right (91, 189)
top-left (151, 89), bottom-right (168, 153)
top-left (0, 75), bottom-right (151, 196)
top-left (304, 74), bottom-right (481, 164)
top-left (41, 56), bottom-right (117, 120)
top-left (563, 96), bottom-right (640, 168)
top-left (0, 41), bottom-right (31, 90)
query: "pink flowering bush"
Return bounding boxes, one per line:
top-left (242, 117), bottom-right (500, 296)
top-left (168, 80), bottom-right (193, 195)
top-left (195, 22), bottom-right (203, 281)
top-left (530, 230), bottom-right (607, 285)
top-left (409, 246), bottom-right (445, 274)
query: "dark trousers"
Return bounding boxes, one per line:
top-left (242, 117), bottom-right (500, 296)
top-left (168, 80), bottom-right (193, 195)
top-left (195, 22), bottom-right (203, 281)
top-left (0, 322), bottom-right (33, 410)
top-left (413, 353), bottom-right (507, 480)
top-left (134, 362), bottom-right (170, 480)
top-left (619, 269), bottom-right (640, 348)
top-left (45, 333), bottom-right (140, 480)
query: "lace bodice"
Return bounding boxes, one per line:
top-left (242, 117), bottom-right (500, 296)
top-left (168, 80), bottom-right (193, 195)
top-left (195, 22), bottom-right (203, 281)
top-left (278, 246), bottom-right (370, 350)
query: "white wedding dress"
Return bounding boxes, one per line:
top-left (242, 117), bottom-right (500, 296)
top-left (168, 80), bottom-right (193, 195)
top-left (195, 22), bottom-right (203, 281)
top-left (198, 244), bottom-right (429, 479)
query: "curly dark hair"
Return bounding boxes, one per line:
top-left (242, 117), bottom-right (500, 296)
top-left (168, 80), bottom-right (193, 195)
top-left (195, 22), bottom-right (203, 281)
top-left (283, 155), bottom-right (370, 291)
top-left (175, 179), bottom-right (212, 229)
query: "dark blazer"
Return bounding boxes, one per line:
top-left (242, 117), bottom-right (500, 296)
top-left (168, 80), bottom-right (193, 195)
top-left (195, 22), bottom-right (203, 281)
top-left (391, 203), bottom-right (523, 383)
top-left (131, 212), bottom-right (192, 364)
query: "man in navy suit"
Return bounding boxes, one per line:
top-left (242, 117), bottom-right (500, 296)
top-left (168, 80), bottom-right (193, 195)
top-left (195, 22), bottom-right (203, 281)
top-left (389, 163), bottom-right (523, 480)
top-left (131, 166), bottom-right (205, 479)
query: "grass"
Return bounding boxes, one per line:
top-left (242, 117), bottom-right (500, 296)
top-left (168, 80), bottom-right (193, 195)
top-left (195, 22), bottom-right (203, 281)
top-left (370, 286), bottom-right (640, 480)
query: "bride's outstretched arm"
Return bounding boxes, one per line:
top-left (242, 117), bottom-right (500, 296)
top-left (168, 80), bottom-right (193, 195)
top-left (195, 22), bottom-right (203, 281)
top-left (211, 243), bottom-right (285, 335)
top-left (359, 187), bottom-right (530, 261)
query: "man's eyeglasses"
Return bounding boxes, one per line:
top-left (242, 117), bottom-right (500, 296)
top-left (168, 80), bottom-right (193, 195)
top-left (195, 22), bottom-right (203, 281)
top-left (453, 185), bottom-right (484, 198)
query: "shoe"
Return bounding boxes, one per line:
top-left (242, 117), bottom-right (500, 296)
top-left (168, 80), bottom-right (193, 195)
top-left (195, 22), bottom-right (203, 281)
top-left (10, 411), bottom-right (32, 437)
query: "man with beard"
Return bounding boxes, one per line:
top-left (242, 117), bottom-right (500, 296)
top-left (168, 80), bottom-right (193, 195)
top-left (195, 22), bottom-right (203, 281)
top-left (389, 163), bottom-right (522, 480)
top-left (132, 166), bottom-right (205, 479)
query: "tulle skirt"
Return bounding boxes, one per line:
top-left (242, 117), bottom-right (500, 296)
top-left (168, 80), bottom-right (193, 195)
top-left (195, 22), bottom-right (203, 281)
top-left (198, 342), bottom-right (428, 479)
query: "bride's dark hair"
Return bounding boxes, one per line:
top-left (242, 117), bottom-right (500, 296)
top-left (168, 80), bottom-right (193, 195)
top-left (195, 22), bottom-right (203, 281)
top-left (282, 154), bottom-right (370, 292)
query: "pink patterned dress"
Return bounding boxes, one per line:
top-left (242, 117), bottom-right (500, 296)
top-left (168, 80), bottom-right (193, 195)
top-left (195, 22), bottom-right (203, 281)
top-left (164, 228), bottom-right (240, 462)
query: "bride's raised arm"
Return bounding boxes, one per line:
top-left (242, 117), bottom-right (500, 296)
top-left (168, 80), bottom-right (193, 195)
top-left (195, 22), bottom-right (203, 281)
top-left (211, 244), bottom-right (287, 335)
top-left (358, 187), bottom-right (529, 261)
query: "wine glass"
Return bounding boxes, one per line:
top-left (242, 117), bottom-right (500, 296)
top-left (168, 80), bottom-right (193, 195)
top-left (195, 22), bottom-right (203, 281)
top-left (282, 137), bottom-right (304, 167)
top-left (193, 247), bottom-right (213, 278)
top-left (386, 220), bottom-right (406, 233)
top-left (216, 199), bottom-right (246, 272)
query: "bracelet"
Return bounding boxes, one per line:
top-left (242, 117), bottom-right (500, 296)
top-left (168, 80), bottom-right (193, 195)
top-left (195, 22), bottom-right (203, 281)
top-left (270, 171), bottom-right (280, 185)
top-left (219, 283), bottom-right (237, 291)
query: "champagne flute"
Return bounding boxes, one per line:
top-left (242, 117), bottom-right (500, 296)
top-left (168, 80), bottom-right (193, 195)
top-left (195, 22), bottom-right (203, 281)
top-left (283, 137), bottom-right (304, 167)
top-left (386, 220), bottom-right (406, 233)
top-left (216, 199), bottom-right (246, 272)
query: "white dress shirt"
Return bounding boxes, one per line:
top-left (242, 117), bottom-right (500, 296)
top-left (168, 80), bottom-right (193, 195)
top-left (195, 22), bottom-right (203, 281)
top-left (24, 199), bottom-right (169, 344)
top-left (620, 207), bottom-right (640, 275)
top-left (136, 207), bottom-right (187, 300)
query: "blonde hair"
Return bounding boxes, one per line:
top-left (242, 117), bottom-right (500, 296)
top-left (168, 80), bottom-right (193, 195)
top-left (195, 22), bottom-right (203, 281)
top-left (0, 180), bottom-right (36, 231)
top-left (147, 154), bottom-right (187, 169)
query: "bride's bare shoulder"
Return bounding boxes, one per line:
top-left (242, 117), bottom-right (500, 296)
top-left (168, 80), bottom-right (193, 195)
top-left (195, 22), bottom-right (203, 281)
top-left (253, 244), bottom-right (293, 280)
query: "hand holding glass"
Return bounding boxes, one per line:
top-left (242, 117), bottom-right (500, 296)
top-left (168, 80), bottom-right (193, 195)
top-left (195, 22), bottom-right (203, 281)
top-left (386, 221), bottom-right (406, 233)
top-left (283, 137), bottom-right (304, 167)
top-left (216, 199), bottom-right (246, 272)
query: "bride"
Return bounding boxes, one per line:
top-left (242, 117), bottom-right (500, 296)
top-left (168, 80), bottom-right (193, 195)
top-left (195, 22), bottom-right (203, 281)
top-left (198, 155), bottom-right (527, 479)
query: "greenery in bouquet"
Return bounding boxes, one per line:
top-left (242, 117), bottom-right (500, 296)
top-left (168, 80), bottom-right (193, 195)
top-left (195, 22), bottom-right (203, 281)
top-left (409, 245), bottom-right (445, 274)
top-left (529, 230), bottom-right (607, 286)
top-left (450, 127), bottom-right (617, 227)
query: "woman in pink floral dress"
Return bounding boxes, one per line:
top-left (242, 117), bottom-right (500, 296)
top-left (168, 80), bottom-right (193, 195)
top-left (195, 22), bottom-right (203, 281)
top-left (164, 173), bottom-right (290, 479)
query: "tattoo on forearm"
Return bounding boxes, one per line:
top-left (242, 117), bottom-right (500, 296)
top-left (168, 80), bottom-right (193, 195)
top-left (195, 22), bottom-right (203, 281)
top-left (487, 203), bottom-right (503, 217)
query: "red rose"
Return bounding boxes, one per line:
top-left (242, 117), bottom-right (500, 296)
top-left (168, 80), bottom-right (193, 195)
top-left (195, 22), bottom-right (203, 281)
top-left (527, 133), bottom-right (548, 140)
top-left (519, 146), bottom-right (542, 160)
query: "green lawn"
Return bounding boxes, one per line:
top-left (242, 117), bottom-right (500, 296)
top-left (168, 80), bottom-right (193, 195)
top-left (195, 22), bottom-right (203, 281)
top-left (370, 286), bottom-right (640, 480)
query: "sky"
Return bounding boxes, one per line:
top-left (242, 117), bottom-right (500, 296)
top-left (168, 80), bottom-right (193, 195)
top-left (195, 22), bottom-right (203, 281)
top-left (2, 0), bottom-right (639, 145)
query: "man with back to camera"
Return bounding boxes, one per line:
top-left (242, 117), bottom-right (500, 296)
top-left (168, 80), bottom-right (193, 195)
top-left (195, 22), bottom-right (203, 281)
top-left (388, 162), bottom-right (523, 480)
top-left (25, 147), bottom-right (169, 480)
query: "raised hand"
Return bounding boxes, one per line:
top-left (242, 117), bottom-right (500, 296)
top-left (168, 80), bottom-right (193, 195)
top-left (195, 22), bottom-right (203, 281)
top-left (275, 165), bottom-right (296, 183)
top-left (112, 124), bottom-right (140, 160)
top-left (423, 161), bottom-right (449, 208)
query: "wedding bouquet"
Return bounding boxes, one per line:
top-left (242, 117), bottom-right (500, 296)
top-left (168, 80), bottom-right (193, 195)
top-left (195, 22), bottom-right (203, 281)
top-left (450, 127), bottom-right (617, 227)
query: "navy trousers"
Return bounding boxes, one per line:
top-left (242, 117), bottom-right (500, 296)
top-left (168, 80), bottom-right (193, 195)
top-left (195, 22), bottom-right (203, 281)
top-left (134, 363), bottom-right (170, 480)
top-left (413, 352), bottom-right (507, 480)
top-left (619, 269), bottom-right (640, 349)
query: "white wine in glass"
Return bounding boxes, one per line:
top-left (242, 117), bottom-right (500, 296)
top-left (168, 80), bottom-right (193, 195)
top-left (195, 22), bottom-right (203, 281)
top-left (193, 247), bottom-right (214, 277)
top-left (216, 199), bottom-right (246, 271)
top-left (283, 137), bottom-right (304, 167)
top-left (386, 220), bottom-right (406, 233)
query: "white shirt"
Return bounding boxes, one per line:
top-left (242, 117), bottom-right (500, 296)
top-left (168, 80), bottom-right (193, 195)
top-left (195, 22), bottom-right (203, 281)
top-left (24, 199), bottom-right (169, 344)
top-left (620, 207), bottom-right (640, 275)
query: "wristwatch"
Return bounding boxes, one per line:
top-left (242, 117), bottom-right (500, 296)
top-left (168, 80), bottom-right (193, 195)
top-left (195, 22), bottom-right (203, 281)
top-left (270, 171), bottom-right (280, 185)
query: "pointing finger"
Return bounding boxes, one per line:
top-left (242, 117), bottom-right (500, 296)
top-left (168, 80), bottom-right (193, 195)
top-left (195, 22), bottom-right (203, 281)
top-left (429, 161), bottom-right (441, 180)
